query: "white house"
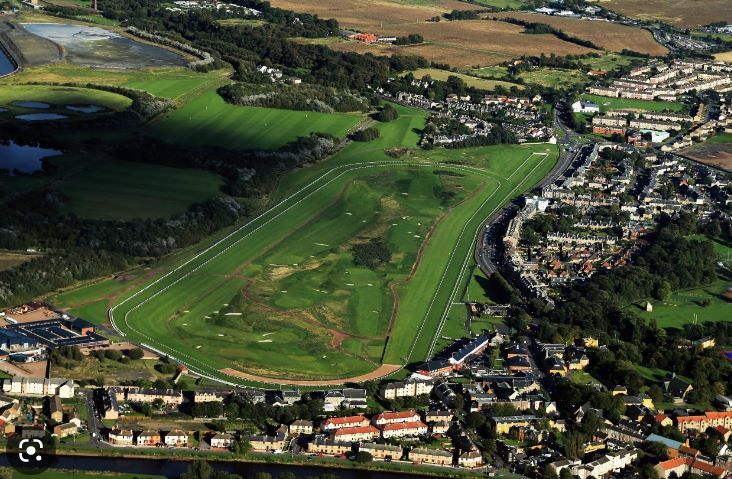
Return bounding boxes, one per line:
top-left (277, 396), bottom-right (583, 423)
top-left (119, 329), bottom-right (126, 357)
top-left (572, 100), bottom-right (600, 114)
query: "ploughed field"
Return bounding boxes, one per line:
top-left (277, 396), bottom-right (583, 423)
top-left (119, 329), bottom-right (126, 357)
top-left (111, 107), bottom-right (557, 385)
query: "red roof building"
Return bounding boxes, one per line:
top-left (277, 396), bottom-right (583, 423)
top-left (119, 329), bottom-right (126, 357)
top-left (321, 415), bottom-right (369, 431)
top-left (372, 410), bottom-right (420, 426)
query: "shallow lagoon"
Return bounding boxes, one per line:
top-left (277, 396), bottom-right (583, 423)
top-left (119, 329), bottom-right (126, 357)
top-left (66, 104), bottom-right (106, 113)
top-left (0, 141), bottom-right (61, 173)
top-left (23, 23), bottom-right (187, 68)
top-left (13, 100), bottom-right (51, 109)
top-left (15, 113), bottom-right (68, 121)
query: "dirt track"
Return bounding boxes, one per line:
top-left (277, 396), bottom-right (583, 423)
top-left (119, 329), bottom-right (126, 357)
top-left (219, 363), bottom-right (402, 386)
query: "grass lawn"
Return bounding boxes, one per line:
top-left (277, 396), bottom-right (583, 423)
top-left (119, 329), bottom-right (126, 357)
top-left (468, 66), bottom-right (586, 89)
top-left (708, 132), bottom-right (732, 144)
top-left (578, 53), bottom-right (636, 72)
top-left (0, 85), bottom-right (131, 112)
top-left (56, 157), bottom-right (224, 220)
top-left (519, 68), bottom-right (587, 89)
top-left (147, 90), bottom-right (363, 150)
top-left (569, 370), bottom-right (603, 387)
top-left (581, 93), bottom-right (684, 113)
top-left (109, 104), bottom-right (557, 383)
top-left (629, 236), bottom-right (731, 329)
top-left (409, 68), bottom-right (522, 90)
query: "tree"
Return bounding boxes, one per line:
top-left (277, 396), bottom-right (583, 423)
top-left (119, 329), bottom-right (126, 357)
top-left (560, 468), bottom-right (574, 479)
top-left (128, 348), bottom-right (145, 360)
top-left (453, 393), bottom-right (465, 413)
top-left (234, 438), bottom-right (252, 455)
top-left (181, 460), bottom-right (213, 479)
top-left (105, 349), bottom-right (122, 361)
top-left (152, 398), bottom-right (165, 410)
top-left (225, 402), bottom-right (239, 421)
top-left (351, 127), bottom-right (380, 142)
top-left (355, 451), bottom-right (373, 462)
top-left (374, 104), bottom-right (399, 122)
top-left (655, 280), bottom-right (672, 301)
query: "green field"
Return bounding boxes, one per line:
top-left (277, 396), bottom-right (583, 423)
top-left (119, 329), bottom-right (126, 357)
top-left (581, 93), bottom-right (685, 113)
top-left (147, 90), bottom-right (363, 150)
top-left (579, 53), bottom-right (636, 72)
top-left (468, 66), bottom-right (586, 89)
top-left (0, 153), bottom-right (224, 220)
top-left (709, 132), bottom-right (732, 144)
top-left (630, 236), bottom-right (731, 329)
top-left (410, 68), bottom-right (522, 90)
top-left (57, 158), bottom-right (224, 220)
top-left (109, 106), bottom-right (557, 384)
top-left (0, 84), bottom-right (132, 112)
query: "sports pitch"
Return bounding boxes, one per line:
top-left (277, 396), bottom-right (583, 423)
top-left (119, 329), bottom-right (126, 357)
top-left (110, 107), bottom-right (557, 385)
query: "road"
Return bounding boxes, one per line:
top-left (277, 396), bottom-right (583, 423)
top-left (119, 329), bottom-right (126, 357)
top-left (473, 102), bottom-right (580, 280)
top-left (83, 389), bottom-right (107, 449)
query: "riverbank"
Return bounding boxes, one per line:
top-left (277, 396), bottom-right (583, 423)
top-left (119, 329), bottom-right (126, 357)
top-left (47, 447), bottom-right (485, 478)
top-left (0, 448), bottom-right (487, 479)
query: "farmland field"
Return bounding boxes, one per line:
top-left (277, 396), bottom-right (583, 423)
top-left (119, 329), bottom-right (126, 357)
top-left (110, 107), bottom-right (557, 385)
top-left (580, 94), bottom-right (685, 113)
top-left (491, 12), bottom-right (668, 56)
top-left (715, 51), bottom-right (732, 63)
top-left (283, 0), bottom-right (598, 68)
top-left (493, 12), bottom-right (668, 55)
top-left (600, 0), bottom-right (732, 28)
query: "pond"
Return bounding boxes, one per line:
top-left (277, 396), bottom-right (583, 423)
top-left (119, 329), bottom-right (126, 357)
top-left (13, 101), bottom-right (51, 109)
top-left (23, 23), bottom-right (187, 68)
top-left (66, 104), bottom-right (106, 113)
top-left (0, 49), bottom-right (15, 76)
top-left (15, 113), bottom-right (68, 121)
top-left (0, 140), bottom-right (61, 174)
top-left (0, 108), bottom-right (7, 113)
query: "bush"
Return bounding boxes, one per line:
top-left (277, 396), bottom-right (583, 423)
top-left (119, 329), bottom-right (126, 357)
top-left (352, 238), bottom-right (391, 269)
top-left (105, 349), bottom-right (123, 361)
top-left (128, 348), bottom-right (145, 360)
top-left (374, 104), bottom-right (399, 122)
top-left (355, 451), bottom-right (373, 462)
top-left (351, 127), bottom-right (380, 142)
top-left (155, 362), bottom-right (178, 374)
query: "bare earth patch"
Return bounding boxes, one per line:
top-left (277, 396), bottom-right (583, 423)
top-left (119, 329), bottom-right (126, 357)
top-left (351, 20), bottom-right (594, 67)
top-left (681, 143), bottom-right (732, 172)
top-left (219, 363), bottom-right (402, 386)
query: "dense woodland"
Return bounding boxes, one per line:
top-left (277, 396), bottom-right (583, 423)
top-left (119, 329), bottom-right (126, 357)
top-left (218, 82), bottom-right (368, 113)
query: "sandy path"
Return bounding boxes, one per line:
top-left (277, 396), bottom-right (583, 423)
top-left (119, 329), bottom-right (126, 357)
top-left (219, 363), bottom-right (402, 386)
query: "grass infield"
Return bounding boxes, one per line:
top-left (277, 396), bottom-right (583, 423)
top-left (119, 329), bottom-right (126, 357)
top-left (110, 107), bottom-right (557, 385)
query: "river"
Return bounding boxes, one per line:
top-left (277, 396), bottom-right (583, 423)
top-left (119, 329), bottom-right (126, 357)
top-left (0, 454), bottom-right (431, 478)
